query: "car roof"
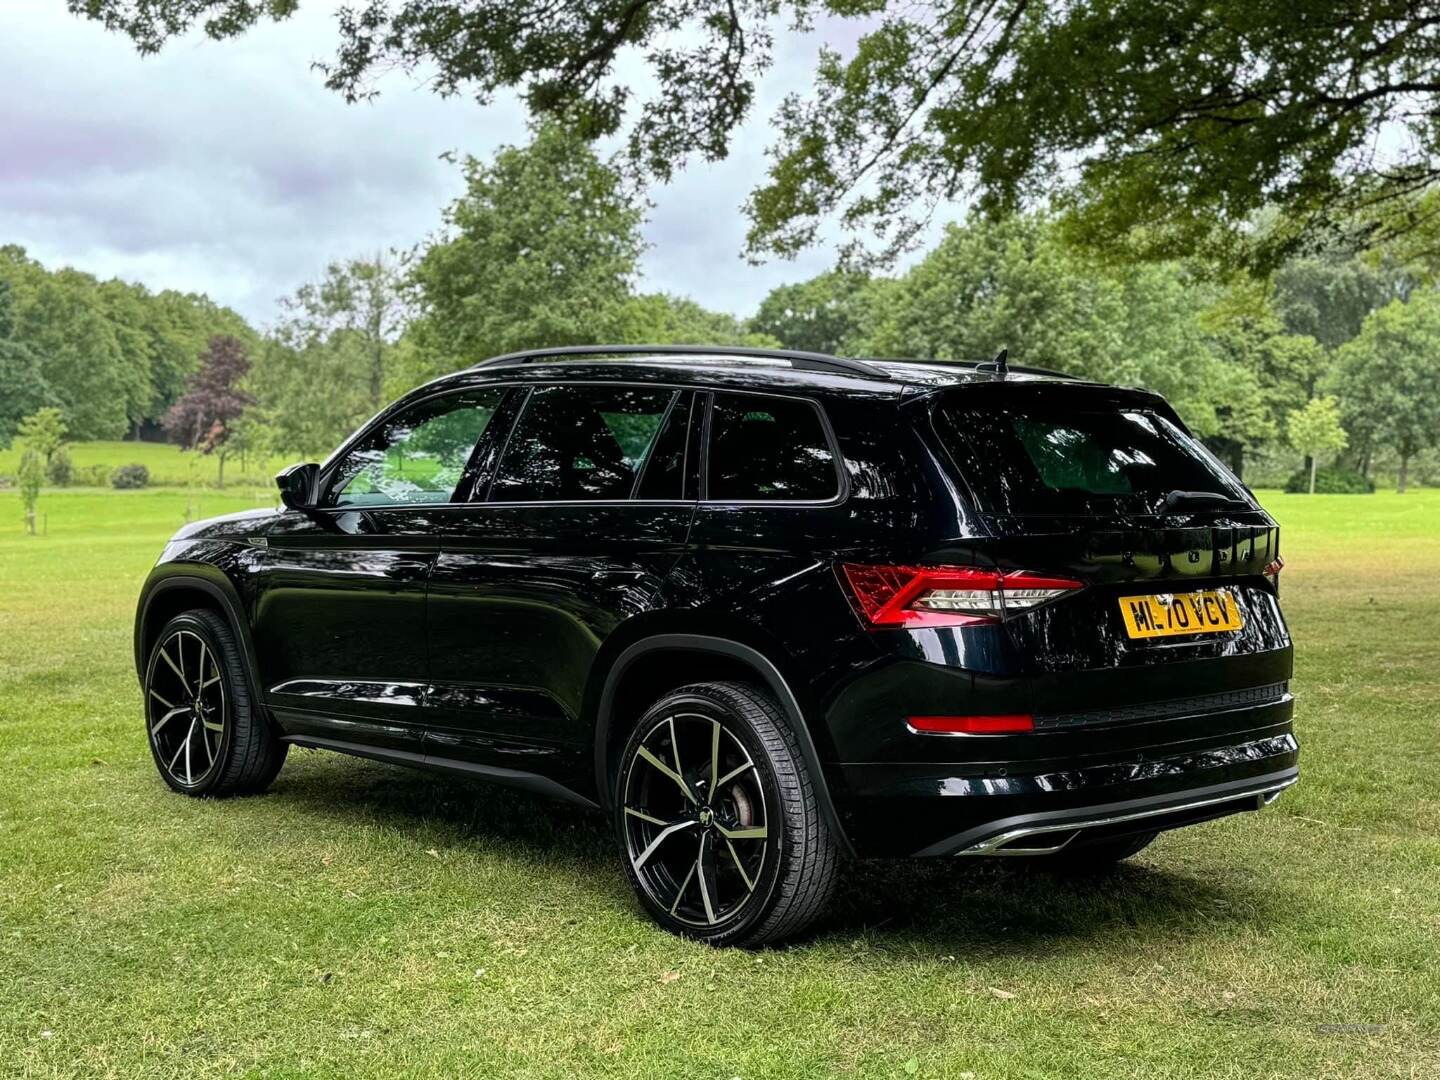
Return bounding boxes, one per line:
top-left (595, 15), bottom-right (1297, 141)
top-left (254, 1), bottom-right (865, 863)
top-left (414, 344), bottom-right (1096, 400)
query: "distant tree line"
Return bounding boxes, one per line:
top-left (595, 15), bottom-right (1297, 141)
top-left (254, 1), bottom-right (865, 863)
top-left (0, 245), bottom-right (255, 445)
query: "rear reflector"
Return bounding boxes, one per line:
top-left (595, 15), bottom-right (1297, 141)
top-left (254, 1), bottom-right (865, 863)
top-left (841, 564), bottom-right (1083, 628)
top-left (908, 714), bottom-right (1035, 735)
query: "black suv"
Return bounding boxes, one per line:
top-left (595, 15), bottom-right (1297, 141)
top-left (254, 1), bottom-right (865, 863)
top-left (134, 345), bottom-right (1298, 945)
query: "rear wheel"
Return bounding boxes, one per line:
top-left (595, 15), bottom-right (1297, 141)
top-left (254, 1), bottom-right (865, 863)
top-left (615, 681), bottom-right (839, 947)
top-left (144, 610), bottom-right (286, 797)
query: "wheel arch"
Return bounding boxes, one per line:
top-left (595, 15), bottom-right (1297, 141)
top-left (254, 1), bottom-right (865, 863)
top-left (135, 569), bottom-right (260, 696)
top-left (591, 630), bottom-right (855, 857)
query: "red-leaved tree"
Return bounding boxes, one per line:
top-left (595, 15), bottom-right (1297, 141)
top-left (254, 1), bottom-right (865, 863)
top-left (164, 335), bottom-right (254, 488)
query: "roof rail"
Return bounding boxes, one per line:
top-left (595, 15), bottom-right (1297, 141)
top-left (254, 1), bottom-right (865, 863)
top-left (470, 343), bottom-right (889, 379)
top-left (857, 355), bottom-right (1081, 381)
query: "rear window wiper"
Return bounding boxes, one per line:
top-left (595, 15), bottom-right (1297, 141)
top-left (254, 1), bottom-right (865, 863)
top-left (1160, 489), bottom-right (1251, 512)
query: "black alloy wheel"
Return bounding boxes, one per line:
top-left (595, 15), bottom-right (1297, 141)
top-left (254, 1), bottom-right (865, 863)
top-left (144, 610), bottom-right (286, 797)
top-left (616, 682), bottom-right (839, 947)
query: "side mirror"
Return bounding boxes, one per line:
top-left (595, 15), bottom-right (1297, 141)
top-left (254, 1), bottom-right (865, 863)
top-left (276, 462), bottom-right (319, 511)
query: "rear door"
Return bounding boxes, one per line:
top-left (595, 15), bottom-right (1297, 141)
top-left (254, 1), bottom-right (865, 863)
top-left (925, 383), bottom-right (1290, 712)
top-left (423, 384), bottom-right (697, 786)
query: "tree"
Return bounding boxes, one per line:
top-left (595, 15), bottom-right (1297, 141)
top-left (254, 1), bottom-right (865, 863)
top-left (16, 407), bottom-right (68, 469)
top-left (409, 124), bottom-right (645, 366)
top-left (614, 293), bottom-right (777, 348)
top-left (0, 280), bottom-right (51, 448)
top-left (17, 447), bottom-right (43, 536)
top-left (749, 271), bottom-right (871, 355)
top-left (1287, 396), bottom-right (1349, 494)
top-left (73, 2), bottom-right (1440, 269)
top-left (1333, 292), bottom-right (1440, 493)
top-left (163, 336), bottom-right (255, 488)
top-left (1273, 251), bottom-right (1416, 356)
top-left (852, 214), bottom-right (1250, 438)
top-left (276, 255), bottom-right (410, 417)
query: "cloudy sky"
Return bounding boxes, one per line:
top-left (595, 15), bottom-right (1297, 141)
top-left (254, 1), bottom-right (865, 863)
top-left (1, 2), bottom-right (950, 329)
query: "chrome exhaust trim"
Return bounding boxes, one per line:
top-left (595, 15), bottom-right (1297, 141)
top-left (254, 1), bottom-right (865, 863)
top-left (958, 774), bottom-right (1298, 856)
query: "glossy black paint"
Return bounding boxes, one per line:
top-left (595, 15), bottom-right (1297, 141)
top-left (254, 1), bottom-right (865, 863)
top-left (135, 356), bottom-right (1297, 857)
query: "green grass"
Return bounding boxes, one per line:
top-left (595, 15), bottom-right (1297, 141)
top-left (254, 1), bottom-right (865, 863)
top-left (0, 440), bottom-right (292, 489)
top-left (1, 489), bottom-right (1437, 1078)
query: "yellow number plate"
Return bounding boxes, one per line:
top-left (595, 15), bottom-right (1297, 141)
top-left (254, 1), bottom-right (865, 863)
top-left (1118, 590), bottom-right (1243, 639)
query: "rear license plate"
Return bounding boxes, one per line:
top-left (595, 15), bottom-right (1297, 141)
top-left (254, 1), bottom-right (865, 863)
top-left (1118, 590), bottom-right (1242, 639)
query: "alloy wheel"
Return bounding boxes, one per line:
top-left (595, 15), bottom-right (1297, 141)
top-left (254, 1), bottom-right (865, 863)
top-left (146, 629), bottom-right (227, 788)
top-left (621, 712), bottom-right (771, 928)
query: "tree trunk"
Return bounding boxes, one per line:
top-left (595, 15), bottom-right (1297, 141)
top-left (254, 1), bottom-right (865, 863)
top-left (1308, 456), bottom-right (1318, 495)
top-left (25, 508), bottom-right (35, 536)
top-left (1398, 453), bottom-right (1409, 494)
top-left (217, 452), bottom-right (227, 490)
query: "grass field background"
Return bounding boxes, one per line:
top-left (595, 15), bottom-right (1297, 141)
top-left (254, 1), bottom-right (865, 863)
top-left (0, 440), bottom-right (292, 490)
top-left (1, 488), bottom-right (1436, 1077)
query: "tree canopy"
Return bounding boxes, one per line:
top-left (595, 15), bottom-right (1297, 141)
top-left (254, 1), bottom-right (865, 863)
top-left (408, 124), bottom-right (646, 366)
top-left (1333, 291), bottom-right (1440, 492)
top-left (70, 1), bottom-right (1440, 269)
top-left (0, 245), bottom-right (255, 443)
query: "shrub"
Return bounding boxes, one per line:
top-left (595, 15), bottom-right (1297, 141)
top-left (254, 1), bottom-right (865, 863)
top-left (77, 464), bottom-right (113, 487)
top-left (1283, 466), bottom-right (1374, 494)
top-left (111, 463), bottom-right (150, 490)
top-left (45, 446), bottom-right (74, 487)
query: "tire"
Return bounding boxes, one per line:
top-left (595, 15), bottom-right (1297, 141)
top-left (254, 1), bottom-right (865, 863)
top-left (1043, 830), bottom-right (1157, 871)
top-left (614, 681), bottom-right (840, 947)
top-left (143, 609), bottom-right (287, 797)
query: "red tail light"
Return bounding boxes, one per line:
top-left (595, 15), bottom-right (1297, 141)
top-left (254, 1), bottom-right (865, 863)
top-left (1263, 555), bottom-right (1284, 591)
top-left (840, 564), bottom-right (1083, 628)
top-left (908, 714), bottom-right (1035, 735)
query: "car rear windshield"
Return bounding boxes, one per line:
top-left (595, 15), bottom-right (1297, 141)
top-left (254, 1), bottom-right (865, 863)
top-left (932, 391), bottom-right (1250, 516)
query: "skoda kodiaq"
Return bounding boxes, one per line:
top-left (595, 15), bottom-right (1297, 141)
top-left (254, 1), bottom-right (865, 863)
top-left (134, 345), bottom-right (1298, 945)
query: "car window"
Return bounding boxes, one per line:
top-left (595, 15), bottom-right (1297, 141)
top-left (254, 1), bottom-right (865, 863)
top-left (326, 389), bottom-right (506, 508)
top-left (707, 392), bottom-right (839, 502)
top-left (932, 391), bottom-right (1251, 516)
top-left (490, 386), bottom-right (677, 502)
top-left (634, 391), bottom-right (693, 500)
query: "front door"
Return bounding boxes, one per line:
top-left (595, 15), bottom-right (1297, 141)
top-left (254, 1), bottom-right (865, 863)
top-left (254, 386), bottom-right (508, 750)
top-left (424, 385), bottom-right (697, 788)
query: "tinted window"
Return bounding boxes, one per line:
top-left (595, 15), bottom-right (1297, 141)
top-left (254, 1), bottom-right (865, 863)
top-left (707, 392), bottom-right (839, 501)
top-left (327, 389), bottom-right (505, 508)
top-left (491, 386), bottom-right (676, 502)
top-left (635, 392), bottom-right (693, 500)
top-left (933, 394), bottom-right (1250, 516)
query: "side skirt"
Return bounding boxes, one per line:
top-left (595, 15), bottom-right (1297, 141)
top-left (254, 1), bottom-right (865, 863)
top-left (280, 734), bottom-right (601, 810)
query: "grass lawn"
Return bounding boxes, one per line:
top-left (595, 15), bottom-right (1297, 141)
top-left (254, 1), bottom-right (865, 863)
top-left (0, 440), bottom-right (292, 489)
top-left (1, 489), bottom-right (1437, 1078)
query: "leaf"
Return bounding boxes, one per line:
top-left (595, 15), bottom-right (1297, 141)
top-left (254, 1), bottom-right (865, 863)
top-left (658, 970), bottom-right (682, 985)
top-left (903, 1057), bottom-right (919, 1075)
top-left (989, 986), bottom-right (1016, 1000)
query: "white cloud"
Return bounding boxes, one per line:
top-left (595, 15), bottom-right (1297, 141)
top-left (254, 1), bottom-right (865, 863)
top-left (0, 1), bottom-right (957, 328)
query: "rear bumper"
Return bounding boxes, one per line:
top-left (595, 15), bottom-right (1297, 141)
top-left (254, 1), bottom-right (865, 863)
top-left (924, 766), bottom-right (1296, 856)
top-left (828, 723), bottom-right (1299, 857)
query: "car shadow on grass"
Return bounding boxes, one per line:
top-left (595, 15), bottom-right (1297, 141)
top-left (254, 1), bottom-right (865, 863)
top-left (815, 853), bottom-right (1274, 954)
top-left (272, 749), bottom-right (1274, 954)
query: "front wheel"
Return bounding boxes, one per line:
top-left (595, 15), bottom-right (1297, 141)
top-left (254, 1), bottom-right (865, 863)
top-left (144, 609), bottom-right (286, 797)
top-left (615, 681), bottom-right (840, 947)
